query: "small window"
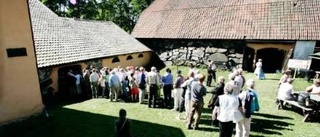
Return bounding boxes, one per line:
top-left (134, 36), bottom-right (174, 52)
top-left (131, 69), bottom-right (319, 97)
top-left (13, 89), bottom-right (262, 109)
top-left (6, 48), bottom-right (27, 57)
top-left (138, 53), bottom-right (144, 58)
top-left (112, 56), bottom-right (120, 63)
top-left (126, 55), bottom-right (133, 60)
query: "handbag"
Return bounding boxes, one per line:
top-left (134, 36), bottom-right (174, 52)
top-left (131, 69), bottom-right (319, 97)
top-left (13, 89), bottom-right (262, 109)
top-left (233, 110), bottom-right (244, 123)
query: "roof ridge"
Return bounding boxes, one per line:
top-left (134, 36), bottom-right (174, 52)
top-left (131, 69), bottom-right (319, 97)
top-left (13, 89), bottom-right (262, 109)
top-left (64, 17), bottom-right (114, 24)
top-left (146, 0), bottom-right (300, 12)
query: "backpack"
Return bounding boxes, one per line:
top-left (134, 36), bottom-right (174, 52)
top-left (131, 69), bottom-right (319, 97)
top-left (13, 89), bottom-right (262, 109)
top-left (297, 92), bottom-right (309, 106)
top-left (138, 73), bottom-right (146, 89)
top-left (244, 90), bottom-right (253, 118)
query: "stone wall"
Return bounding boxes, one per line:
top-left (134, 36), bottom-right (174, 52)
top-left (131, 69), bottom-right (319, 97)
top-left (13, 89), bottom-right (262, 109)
top-left (140, 39), bottom-right (245, 70)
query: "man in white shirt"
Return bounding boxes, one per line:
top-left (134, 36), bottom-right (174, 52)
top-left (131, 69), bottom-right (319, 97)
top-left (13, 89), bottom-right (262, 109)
top-left (278, 78), bottom-right (295, 100)
top-left (90, 69), bottom-right (100, 98)
top-left (146, 67), bottom-right (160, 108)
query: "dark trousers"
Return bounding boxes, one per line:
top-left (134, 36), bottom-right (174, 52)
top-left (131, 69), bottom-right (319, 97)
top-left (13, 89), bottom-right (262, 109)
top-left (163, 84), bottom-right (172, 108)
top-left (148, 84), bottom-right (158, 108)
top-left (219, 121), bottom-right (234, 137)
top-left (179, 98), bottom-right (185, 113)
top-left (207, 71), bottom-right (216, 86)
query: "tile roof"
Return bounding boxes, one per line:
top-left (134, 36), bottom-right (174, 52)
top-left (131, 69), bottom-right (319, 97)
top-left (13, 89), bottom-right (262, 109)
top-left (132, 0), bottom-right (320, 40)
top-left (29, 0), bottom-right (151, 68)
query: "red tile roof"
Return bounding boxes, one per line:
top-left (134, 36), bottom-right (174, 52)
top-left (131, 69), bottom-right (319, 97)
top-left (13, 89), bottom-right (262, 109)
top-left (132, 0), bottom-right (320, 40)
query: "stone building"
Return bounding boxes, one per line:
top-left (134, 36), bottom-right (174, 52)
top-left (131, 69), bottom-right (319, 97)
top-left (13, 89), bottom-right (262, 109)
top-left (132, 0), bottom-right (320, 72)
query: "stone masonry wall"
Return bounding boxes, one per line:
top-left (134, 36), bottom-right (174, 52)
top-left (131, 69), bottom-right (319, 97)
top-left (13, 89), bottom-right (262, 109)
top-left (142, 39), bottom-right (245, 70)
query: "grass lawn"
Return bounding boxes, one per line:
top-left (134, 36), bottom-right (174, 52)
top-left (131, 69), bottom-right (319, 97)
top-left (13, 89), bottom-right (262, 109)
top-left (1, 66), bottom-right (320, 137)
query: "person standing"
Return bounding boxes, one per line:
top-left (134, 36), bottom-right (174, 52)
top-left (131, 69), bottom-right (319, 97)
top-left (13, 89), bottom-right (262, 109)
top-left (103, 69), bottom-right (110, 99)
top-left (109, 70), bottom-right (121, 102)
top-left (187, 73), bottom-right (207, 130)
top-left (162, 68), bottom-right (173, 108)
top-left (83, 69), bottom-right (91, 98)
top-left (207, 60), bottom-right (217, 87)
top-left (146, 67), bottom-right (160, 108)
top-left (181, 72), bottom-right (197, 121)
top-left (115, 109), bottom-right (132, 137)
top-left (213, 83), bottom-right (243, 137)
top-left (119, 68), bottom-right (129, 100)
top-left (89, 69), bottom-right (99, 98)
top-left (137, 67), bottom-right (147, 104)
top-left (208, 76), bottom-right (225, 110)
top-left (227, 72), bottom-right (241, 96)
top-left (254, 59), bottom-right (265, 80)
top-left (234, 69), bottom-right (244, 93)
top-left (98, 74), bottom-right (106, 98)
top-left (173, 70), bottom-right (184, 111)
top-left (74, 71), bottom-right (82, 95)
top-left (208, 77), bottom-right (226, 126)
top-left (129, 73), bottom-right (139, 102)
top-left (236, 79), bottom-right (260, 137)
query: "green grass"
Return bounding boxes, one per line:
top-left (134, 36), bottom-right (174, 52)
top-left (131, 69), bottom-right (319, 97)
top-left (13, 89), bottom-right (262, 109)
top-left (1, 66), bottom-right (319, 137)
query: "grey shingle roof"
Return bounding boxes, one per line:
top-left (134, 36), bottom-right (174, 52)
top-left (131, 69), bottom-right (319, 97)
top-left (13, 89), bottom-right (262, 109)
top-left (132, 0), bottom-right (320, 40)
top-left (29, 0), bottom-right (151, 68)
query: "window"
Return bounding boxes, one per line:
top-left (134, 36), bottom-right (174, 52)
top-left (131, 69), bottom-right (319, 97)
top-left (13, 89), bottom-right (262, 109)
top-left (112, 56), bottom-right (120, 63)
top-left (6, 48), bottom-right (27, 57)
top-left (138, 53), bottom-right (144, 58)
top-left (126, 55), bottom-right (133, 60)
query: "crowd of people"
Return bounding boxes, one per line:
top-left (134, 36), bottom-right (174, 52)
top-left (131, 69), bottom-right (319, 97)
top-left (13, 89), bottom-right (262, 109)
top-left (209, 69), bottom-right (260, 137)
top-left (72, 63), bottom-right (264, 137)
top-left (75, 61), bottom-right (320, 137)
top-left (110, 64), bottom-right (261, 137)
top-left (277, 69), bottom-right (320, 109)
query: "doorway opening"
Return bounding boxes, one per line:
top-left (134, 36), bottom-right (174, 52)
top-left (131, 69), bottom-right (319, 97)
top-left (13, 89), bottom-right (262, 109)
top-left (256, 48), bottom-right (286, 73)
top-left (57, 65), bottom-right (86, 102)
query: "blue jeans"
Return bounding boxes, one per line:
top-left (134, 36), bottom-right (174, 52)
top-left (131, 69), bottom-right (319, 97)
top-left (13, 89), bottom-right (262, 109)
top-left (121, 81), bottom-right (128, 98)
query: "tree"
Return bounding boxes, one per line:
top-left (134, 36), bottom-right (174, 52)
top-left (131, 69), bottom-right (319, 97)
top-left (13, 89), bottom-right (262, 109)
top-left (40, 0), bottom-right (154, 32)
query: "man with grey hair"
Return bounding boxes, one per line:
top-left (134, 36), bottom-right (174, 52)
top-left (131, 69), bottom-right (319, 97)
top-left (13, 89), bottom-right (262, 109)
top-left (277, 78), bottom-right (295, 101)
top-left (236, 79), bottom-right (260, 137)
top-left (146, 66), bottom-right (160, 108)
top-left (90, 69), bottom-right (100, 98)
top-left (109, 70), bottom-right (121, 102)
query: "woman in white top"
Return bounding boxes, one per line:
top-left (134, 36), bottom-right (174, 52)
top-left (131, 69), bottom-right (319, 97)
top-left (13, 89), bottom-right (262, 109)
top-left (213, 83), bottom-right (242, 137)
top-left (310, 79), bottom-right (320, 94)
top-left (254, 59), bottom-right (265, 80)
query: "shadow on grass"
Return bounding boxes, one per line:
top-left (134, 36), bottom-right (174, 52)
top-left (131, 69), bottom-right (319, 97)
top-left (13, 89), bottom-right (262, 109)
top-left (253, 113), bottom-right (293, 120)
top-left (264, 78), bottom-right (280, 81)
top-left (251, 117), bottom-right (293, 135)
top-left (0, 107), bottom-right (185, 137)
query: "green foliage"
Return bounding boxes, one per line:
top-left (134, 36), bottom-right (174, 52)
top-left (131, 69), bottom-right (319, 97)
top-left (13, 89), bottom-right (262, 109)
top-left (39, 0), bottom-right (154, 32)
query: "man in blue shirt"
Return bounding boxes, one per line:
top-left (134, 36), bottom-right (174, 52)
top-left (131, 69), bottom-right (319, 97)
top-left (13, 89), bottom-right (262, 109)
top-left (137, 67), bottom-right (147, 104)
top-left (162, 68), bottom-right (173, 108)
top-left (109, 70), bottom-right (121, 102)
